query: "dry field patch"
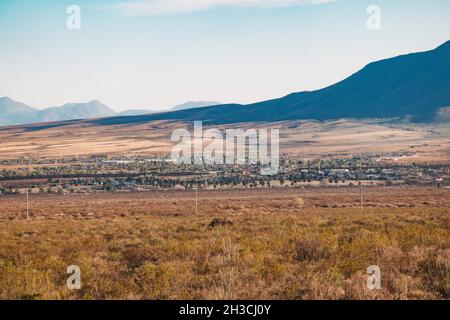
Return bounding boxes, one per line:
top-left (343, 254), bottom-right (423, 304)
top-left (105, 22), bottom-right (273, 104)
top-left (0, 187), bottom-right (448, 300)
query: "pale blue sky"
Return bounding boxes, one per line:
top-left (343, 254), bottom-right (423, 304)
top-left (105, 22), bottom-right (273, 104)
top-left (0, 0), bottom-right (449, 111)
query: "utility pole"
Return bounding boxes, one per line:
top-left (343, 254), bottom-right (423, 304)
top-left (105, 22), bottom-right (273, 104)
top-left (360, 181), bottom-right (363, 210)
top-left (26, 188), bottom-right (29, 220)
top-left (195, 187), bottom-right (198, 214)
top-left (359, 157), bottom-right (363, 210)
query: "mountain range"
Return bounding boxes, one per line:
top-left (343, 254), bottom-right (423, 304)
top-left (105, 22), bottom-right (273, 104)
top-left (0, 98), bottom-right (115, 126)
top-left (1, 40), bottom-right (449, 127)
top-left (0, 99), bottom-right (220, 126)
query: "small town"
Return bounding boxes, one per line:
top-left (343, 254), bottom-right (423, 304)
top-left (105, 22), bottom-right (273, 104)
top-left (0, 154), bottom-right (448, 195)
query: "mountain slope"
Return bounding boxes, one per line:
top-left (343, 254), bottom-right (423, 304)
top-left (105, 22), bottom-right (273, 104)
top-left (171, 101), bottom-right (222, 111)
top-left (93, 40), bottom-right (450, 126)
top-left (0, 97), bottom-right (37, 125)
top-left (119, 109), bottom-right (154, 116)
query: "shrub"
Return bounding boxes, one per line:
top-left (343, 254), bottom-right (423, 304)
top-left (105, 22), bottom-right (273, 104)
top-left (295, 239), bottom-right (331, 262)
top-left (121, 245), bottom-right (158, 269)
top-left (208, 218), bottom-right (233, 228)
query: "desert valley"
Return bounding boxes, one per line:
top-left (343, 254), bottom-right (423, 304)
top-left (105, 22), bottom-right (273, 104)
top-left (0, 113), bottom-right (448, 300)
top-left (0, 10), bottom-right (449, 301)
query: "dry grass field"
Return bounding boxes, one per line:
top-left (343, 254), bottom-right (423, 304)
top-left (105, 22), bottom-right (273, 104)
top-left (0, 186), bottom-right (448, 300)
top-left (0, 119), bottom-right (449, 162)
top-left (0, 119), bottom-right (448, 300)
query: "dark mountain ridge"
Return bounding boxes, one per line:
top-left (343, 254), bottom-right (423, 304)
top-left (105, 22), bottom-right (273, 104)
top-left (92, 40), bottom-right (450, 126)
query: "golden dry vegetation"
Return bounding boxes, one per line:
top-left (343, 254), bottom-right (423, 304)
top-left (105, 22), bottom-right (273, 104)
top-left (0, 187), bottom-right (448, 300)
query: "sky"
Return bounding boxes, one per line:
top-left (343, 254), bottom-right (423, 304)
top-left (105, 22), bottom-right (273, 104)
top-left (0, 0), bottom-right (449, 112)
